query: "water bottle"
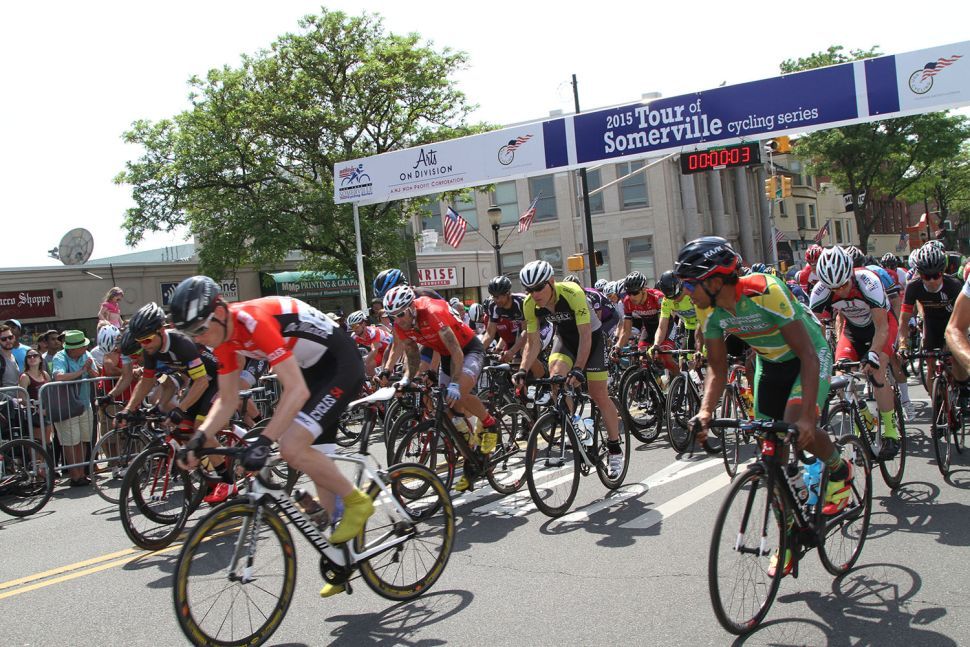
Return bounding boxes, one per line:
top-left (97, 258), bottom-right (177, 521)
top-left (572, 414), bottom-right (594, 447)
top-left (802, 457), bottom-right (822, 506)
top-left (859, 406), bottom-right (877, 435)
top-left (786, 462), bottom-right (809, 504)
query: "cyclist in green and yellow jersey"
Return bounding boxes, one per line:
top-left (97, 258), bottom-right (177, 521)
top-left (675, 237), bottom-right (850, 577)
top-left (650, 270), bottom-right (703, 375)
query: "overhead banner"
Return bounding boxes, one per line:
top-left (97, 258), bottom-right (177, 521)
top-left (336, 40), bottom-right (970, 206)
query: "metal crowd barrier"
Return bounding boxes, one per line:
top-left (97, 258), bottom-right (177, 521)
top-left (0, 385), bottom-right (34, 443)
top-left (35, 377), bottom-right (118, 472)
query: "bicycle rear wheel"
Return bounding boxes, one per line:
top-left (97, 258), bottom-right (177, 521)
top-left (525, 412), bottom-right (580, 518)
top-left (595, 398), bottom-right (630, 489)
top-left (173, 500), bottom-right (295, 647)
top-left (0, 439), bottom-right (54, 517)
top-left (90, 428), bottom-right (151, 504)
top-left (930, 377), bottom-right (953, 476)
top-left (119, 446), bottom-right (196, 550)
top-left (666, 374), bottom-right (692, 453)
top-left (620, 370), bottom-right (664, 443)
top-left (817, 434), bottom-right (871, 576)
top-left (874, 396), bottom-right (906, 489)
top-left (486, 407), bottom-right (528, 495)
top-left (392, 421), bottom-right (456, 494)
top-left (357, 462), bottom-right (455, 600)
top-left (708, 467), bottom-right (786, 635)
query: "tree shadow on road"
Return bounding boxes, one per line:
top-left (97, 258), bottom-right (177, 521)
top-left (324, 589), bottom-right (472, 646)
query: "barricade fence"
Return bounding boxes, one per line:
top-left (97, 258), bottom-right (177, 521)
top-left (1, 385), bottom-right (35, 443)
top-left (36, 377), bottom-right (119, 474)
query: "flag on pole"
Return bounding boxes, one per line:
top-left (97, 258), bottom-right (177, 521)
top-left (812, 219), bottom-right (831, 243)
top-left (518, 196), bottom-right (540, 233)
top-left (774, 229), bottom-right (787, 243)
top-left (443, 206), bottom-right (467, 248)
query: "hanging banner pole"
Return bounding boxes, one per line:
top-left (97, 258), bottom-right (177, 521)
top-left (352, 202), bottom-right (367, 310)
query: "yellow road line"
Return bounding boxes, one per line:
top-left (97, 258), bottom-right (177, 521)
top-left (0, 547), bottom-right (140, 591)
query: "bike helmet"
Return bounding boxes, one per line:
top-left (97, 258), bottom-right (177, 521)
top-left (449, 297), bottom-right (463, 311)
top-left (383, 285), bottom-right (415, 315)
top-left (843, 246), bottom-right (865, 268)
top-left (912, 243), bottom-right (947, 274)
top-left (656, 270), bottom-right (681, 298)
top-left (738, 266), bottom-right (751, 276)
top-left (805, 244), bottom-right (823, 265)
top-left (750, 262), bottom-right (768, 274)
top-left (128, 302), bottom-right (167, 338)
top-left (488, 275), bottom-right (512, 296)
top-left (763, 266), bottom-right (778, 276)
top-left (97, 325), bottom-right (120, 354)
top-left (468, 303), bottom-right (484, 323)
top-left (519, 260), bottom-right (554, 289)
top-left (815, 246), bottom-right (854, 288)
top-left (594, 279), bottom-right (608, 291)
top-left (347, 310), bottom-right (368, 327)
top-left (673, 236), bottom-right (741, 281)
top-left (561, 274), bottom-right (581, 286)
top-left (880, 253), bottom-right (899, 269)
top-left (373, 269), bottom-right (407, 299)
top-left (623, 271), bottom-right (647, 293)
top-left (170, 276), bottom-right (222, 334)
top-left (926, 239), bottom-right (946, 252)
top-left (603, 281), bottom-right (620, 297)
top-left (118, 328), bottom-right (141, 358)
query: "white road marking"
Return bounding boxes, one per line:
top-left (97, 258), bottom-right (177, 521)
top-left (620, 472), bottom-right (731, 529)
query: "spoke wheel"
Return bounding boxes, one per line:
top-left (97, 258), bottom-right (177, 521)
top-left (0, 439), bottom-right (54, 517)
top-left (392, 421), bottom-right (456, 495)
top-left (525, 412), bottom-right (580, 518)
top-left (90, 429), bottom-right (151, 504)
top-left (620, 370), bottom-right (664, 443)
top-left (719, 386), bottom-right (742, 478)
top-left (818, 435), bottom-right (872, 575)
top-left (666, 374), bottom-right (693, 453)
top-left (486, 405), bottom-right (529, 495)
top-left (357, 462), bottom-right (455, 600)
top-left (931, 377), bottom-right (953, 477)
top-left (874, 397), bottom-right (906, 489)
top-left (708, 468), bottom-right (786, 635)
top-left (594, 398), bottom-right (630, 489)
top-left (119, 446), bottom-right (199, 550)
top-left (173, 501), bottom-right (295, 647)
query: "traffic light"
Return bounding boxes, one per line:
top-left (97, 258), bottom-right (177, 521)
top-left (781, 176), bottom-right (793, 198)
top-left (764, 177), bottom-right (777, 200)
top-left (766, 136), bottom-right (792, 154)
top-left (566, 254), bottom-right (585, 271)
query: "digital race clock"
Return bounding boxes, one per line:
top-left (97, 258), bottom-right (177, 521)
top-left (680, 143), bottom-right (761, 175)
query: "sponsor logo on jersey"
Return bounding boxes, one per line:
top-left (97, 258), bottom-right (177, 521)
top-left (237, 310), bottom-right (258, 333)
top-left (267, 347), bottom-right (287, 363)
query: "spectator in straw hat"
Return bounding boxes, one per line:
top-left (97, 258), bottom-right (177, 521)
top-left (51, 330), bottom-right (98, 486)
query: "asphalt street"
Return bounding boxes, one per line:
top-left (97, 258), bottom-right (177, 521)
top-left (2, 381), bottom-right (970, 646)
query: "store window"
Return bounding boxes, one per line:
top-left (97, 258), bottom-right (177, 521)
top-left (625, 236), bottom-right (655, 282)
top-left (796, 203), bottom-right (807, 229)
top-left (835, 221), bottom-right (844, 243)
top-left (529, 175), bottom-right (557, 221)
top-left (536, 247), bottom-right (563, 275)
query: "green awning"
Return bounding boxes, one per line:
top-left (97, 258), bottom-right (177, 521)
top-left (265, 271), bottom-right (359, 298)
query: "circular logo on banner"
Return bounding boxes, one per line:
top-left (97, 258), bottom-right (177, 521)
top-left (908, 70), bottom-right (933, 95)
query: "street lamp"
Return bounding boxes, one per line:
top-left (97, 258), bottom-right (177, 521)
top-left (487, 205), bottom-right (503, 274)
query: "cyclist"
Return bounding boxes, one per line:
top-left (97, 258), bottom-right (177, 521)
top-left (173, 276), bottom-right (374, 599)
top-left (901, 243), bottom-right (969, 408)
top-left (467, 303), bottom-right (486, 335)
top-left (594, 279), bottom-right (609, 292)
top-left (372, 268), bottom-right (449, 375)
top-left (612, 271), bottom-right (665, 357)
top-left (799, 244), bottom-right (823, 294)
top-left (944, 267), bottom-right (970, 382)
top-left (480, 275), bottom-right (551, 397)
top-left (513, 260), bottom-right (625, 478)
top-left (676, 237), bottom-right (847, 575)
top-left (383, 285), bottom-right (496, 491)
top-left (811, 246), bottom-right (900, 459)
top-left (562, 275), bottom-right (620, 341)
top-left (347, 309), bottom-right (391, 377)
top-left (650, 270), bottom-right (702, 372)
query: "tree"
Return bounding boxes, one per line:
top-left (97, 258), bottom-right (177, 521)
top-left (781, 46), bottom-right (969, 252)
top-left (116, 9), bottom-right (486, 281)
top-left (902, 144), bottom-right (970, 251)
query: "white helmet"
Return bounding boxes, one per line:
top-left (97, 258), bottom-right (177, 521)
top-left (520, 260), bottom-right (554, 289)
top-left (594, 279), bottom-right (608, 291)
top-left (913, 243), bottom-right (947, 274)
top-left (468, 303), bottom-right (484, 323)
top-left (97, 325), bottom-right (121, 354)
top-left (603, 281), bottom-right (619, 297)
top-left (347, 310), bottom-right (368, 327)
top-left (383, 285), bottom-right (415, 315)
top-left (816, 246), bottom-right (854, 288)
top-left (926, 239), bottom-right (946, 252)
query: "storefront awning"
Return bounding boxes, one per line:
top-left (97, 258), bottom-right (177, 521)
top-left (263, 271), bottom-right (359, 298)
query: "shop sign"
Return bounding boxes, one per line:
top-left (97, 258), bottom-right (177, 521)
top-left (0, 289), bottom-right (56, 320)
top-left (161, 279), bottom-right (239, 306)
top-left (417, 267), bottom-right (458, 288)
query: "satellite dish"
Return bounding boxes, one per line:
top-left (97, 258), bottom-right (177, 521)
top-left (56, 228), bottom-right (94, 265)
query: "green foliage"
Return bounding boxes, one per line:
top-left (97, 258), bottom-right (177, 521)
top-left (115, 9), bottom-right (489, 279)
top-left (780, 46), bottom-right (969, 251)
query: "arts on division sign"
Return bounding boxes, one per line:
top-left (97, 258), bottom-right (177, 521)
top-left (418, 267), bottom-right (457, 287)
top-left (0, 290), bottom-right (56, 320)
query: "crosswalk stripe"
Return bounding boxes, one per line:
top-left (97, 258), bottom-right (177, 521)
top-left (620, 472), bottom-right (731, 529)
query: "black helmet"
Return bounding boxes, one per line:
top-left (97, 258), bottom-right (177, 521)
top-left (562, 274), bottom-right (581, 285)
top-left (880, 253), bottom-right (899, 269)
top-left (118, 328), bottom-right (141, 358)
top-left (128, 302), bottom-right (166, 338)
top-left (488, 275), bottom-right (512, 296)
top-left (674, 236), bottom-right (741, 281)
top-left (656, 270), bottom-right (682, 298)
top-left (624, 271), bottom-right (647, 293)
top-left (170, 276), bottom-right (222, 334)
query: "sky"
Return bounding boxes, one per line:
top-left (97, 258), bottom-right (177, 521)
top-left (1, 0), bottom-right (967, 270)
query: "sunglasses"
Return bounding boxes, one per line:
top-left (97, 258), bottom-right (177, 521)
top-left (920, 272), bottom-right (942, 281)
top-left (27, 354), bottom-right (41, 359)
top-left (525, 282), bottom-right (549, 294)
top-left (136, 333), bottom-right (157, 344)
top-left (185, 312), bottom-right (217, 337)
top-left (0, 336), bottom-right (15, 342)
top-left (681, 281), bottom-right (700, 294)
top-left (626, 289), bottom-right (642, 296)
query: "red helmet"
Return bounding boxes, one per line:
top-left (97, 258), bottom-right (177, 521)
top-left (805, 244), bottom-right (823, 265)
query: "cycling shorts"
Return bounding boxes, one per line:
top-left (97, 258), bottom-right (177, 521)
top-left (724, 334), bottom-right (748, 360)
top-left (438, 337), bottom-right (486, 388)
top-left (922, 320), bottom-right (947, 351)
top-left (754, 345), bottom-right (832, 421)
top-left (419, 344), bottom-right (434, 365)
top-left (550, 329), bottom-right (608, 382)
top-left (185, 378), bottom-right (220, 424)
top-left (293, 342), bottom-right (365, 444)
top-left (835, 315), bottom-right (897, 362)
top-left (636, 317), bottom-right (660, 348)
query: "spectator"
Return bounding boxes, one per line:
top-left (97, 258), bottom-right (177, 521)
top-left (36, 334), bottom-right (49, 357)
top-left (51, 330), bottom-right (98, 486)
top-left (3, 319), bottom-right (29, 371)
top-left (0, 325), bottom-right (20, 389)
top-left (368, 298), bottom-right (383, 324)
top-left (0, 324), bottom-right (29, 439)
top-left (19, 349), bottom-right (54, 446)
top-left (42, 330), bottom-right (61, 373)
top-left (98, 287), bottom-right (125, 328)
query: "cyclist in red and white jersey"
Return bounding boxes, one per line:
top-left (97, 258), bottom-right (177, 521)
top-left (798, 244), bottom-right (823, 294)
top-left (613, 271), bottom-right (665, 353)
top-left (172, 277), bottom-right (374, 597)
top-left (347, 310), bottom-right (391, 377)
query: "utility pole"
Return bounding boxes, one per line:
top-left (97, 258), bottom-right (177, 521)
top-left (572, 74), bottom-right (598, 284)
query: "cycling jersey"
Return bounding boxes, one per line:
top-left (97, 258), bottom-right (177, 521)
top-left (487, 293), bottom-right (527, 346)
top-left (866, 265), bottom-right (900, 297)
top-left (896, 267), bottom-right (910, 286)
top-left (240, 357), bottom-right (270, 388)
top-left (809, 268), bottom-right (888, 329)
top-left (142, 330), bottom-right (218, 382)
top-left (659, 292), bottom-right (698, 330)
top-left (393, 296), bottom-right (476, 356)
top-left (698, 273), bottom-right (826, 363)
top-left (622, 289), bottom-right (664, 324)
top-left (797, 265), bottom-right (818, 293)
top-left (352, 325), bottom-right (391, 353)
top-left (904, 275), bottom-right (962, 333)
top-left (584, 288), bottom-right (617, 326)
top-left (787, 282), bottom-right (810, 305)
top-left (524, 281), bottom-right (601, 349)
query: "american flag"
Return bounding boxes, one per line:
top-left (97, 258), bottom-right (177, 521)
top-left (921, 55), bottom-right (962, 81)
top-left (813, 219), bottom-right (831, 243)
top-left (505, 134), bottom-right (532, 152)
top-left (774, 229), bottom-right (787, 243)
top-left (443, 206), bottom-right (467, 248)
top-left (518, 196), bottom-right (540, 233)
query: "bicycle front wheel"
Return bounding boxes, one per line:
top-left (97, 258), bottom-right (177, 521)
top-left (930, 377), bottom-right (953, 477)
top-left (817, 434), bottom-right (872, 576)
top-left (0, 439), bottom-right (54, 517)
top-left (119, 446), bottom-right (195, 550)
top-left (173, 500), bottom-right (295, 647)
top-left (595, 399), bottom-right (630, 489)
top-left (666, 374), bottom-right (694, 453)
top-left (719, 386), bottom-right (742, 478)
top-left (90, 428), bottom-right (151, 504)
top-left (525, 412), bottom-right (580, 518)
top-left (874, 397), bottom-right (906, 489)
top-left (357, 462), bottom-right (455, 601)
top-left (708, 467), bottom-right (786, 635)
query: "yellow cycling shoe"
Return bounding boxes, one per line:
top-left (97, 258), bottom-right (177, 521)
top-left (329, 489), bottom-right (374, 545)
top-left (454, 475), bottom-right (473, 492)
top-left (479, 430), bottom-right (498, 455)
top-left (822, 462), bottom-right (854, 516)
top-left (320, 583), bottom-right (345, 598)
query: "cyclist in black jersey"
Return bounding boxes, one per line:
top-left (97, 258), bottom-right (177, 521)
top-left (481, 275), bottom-right (550, 379)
